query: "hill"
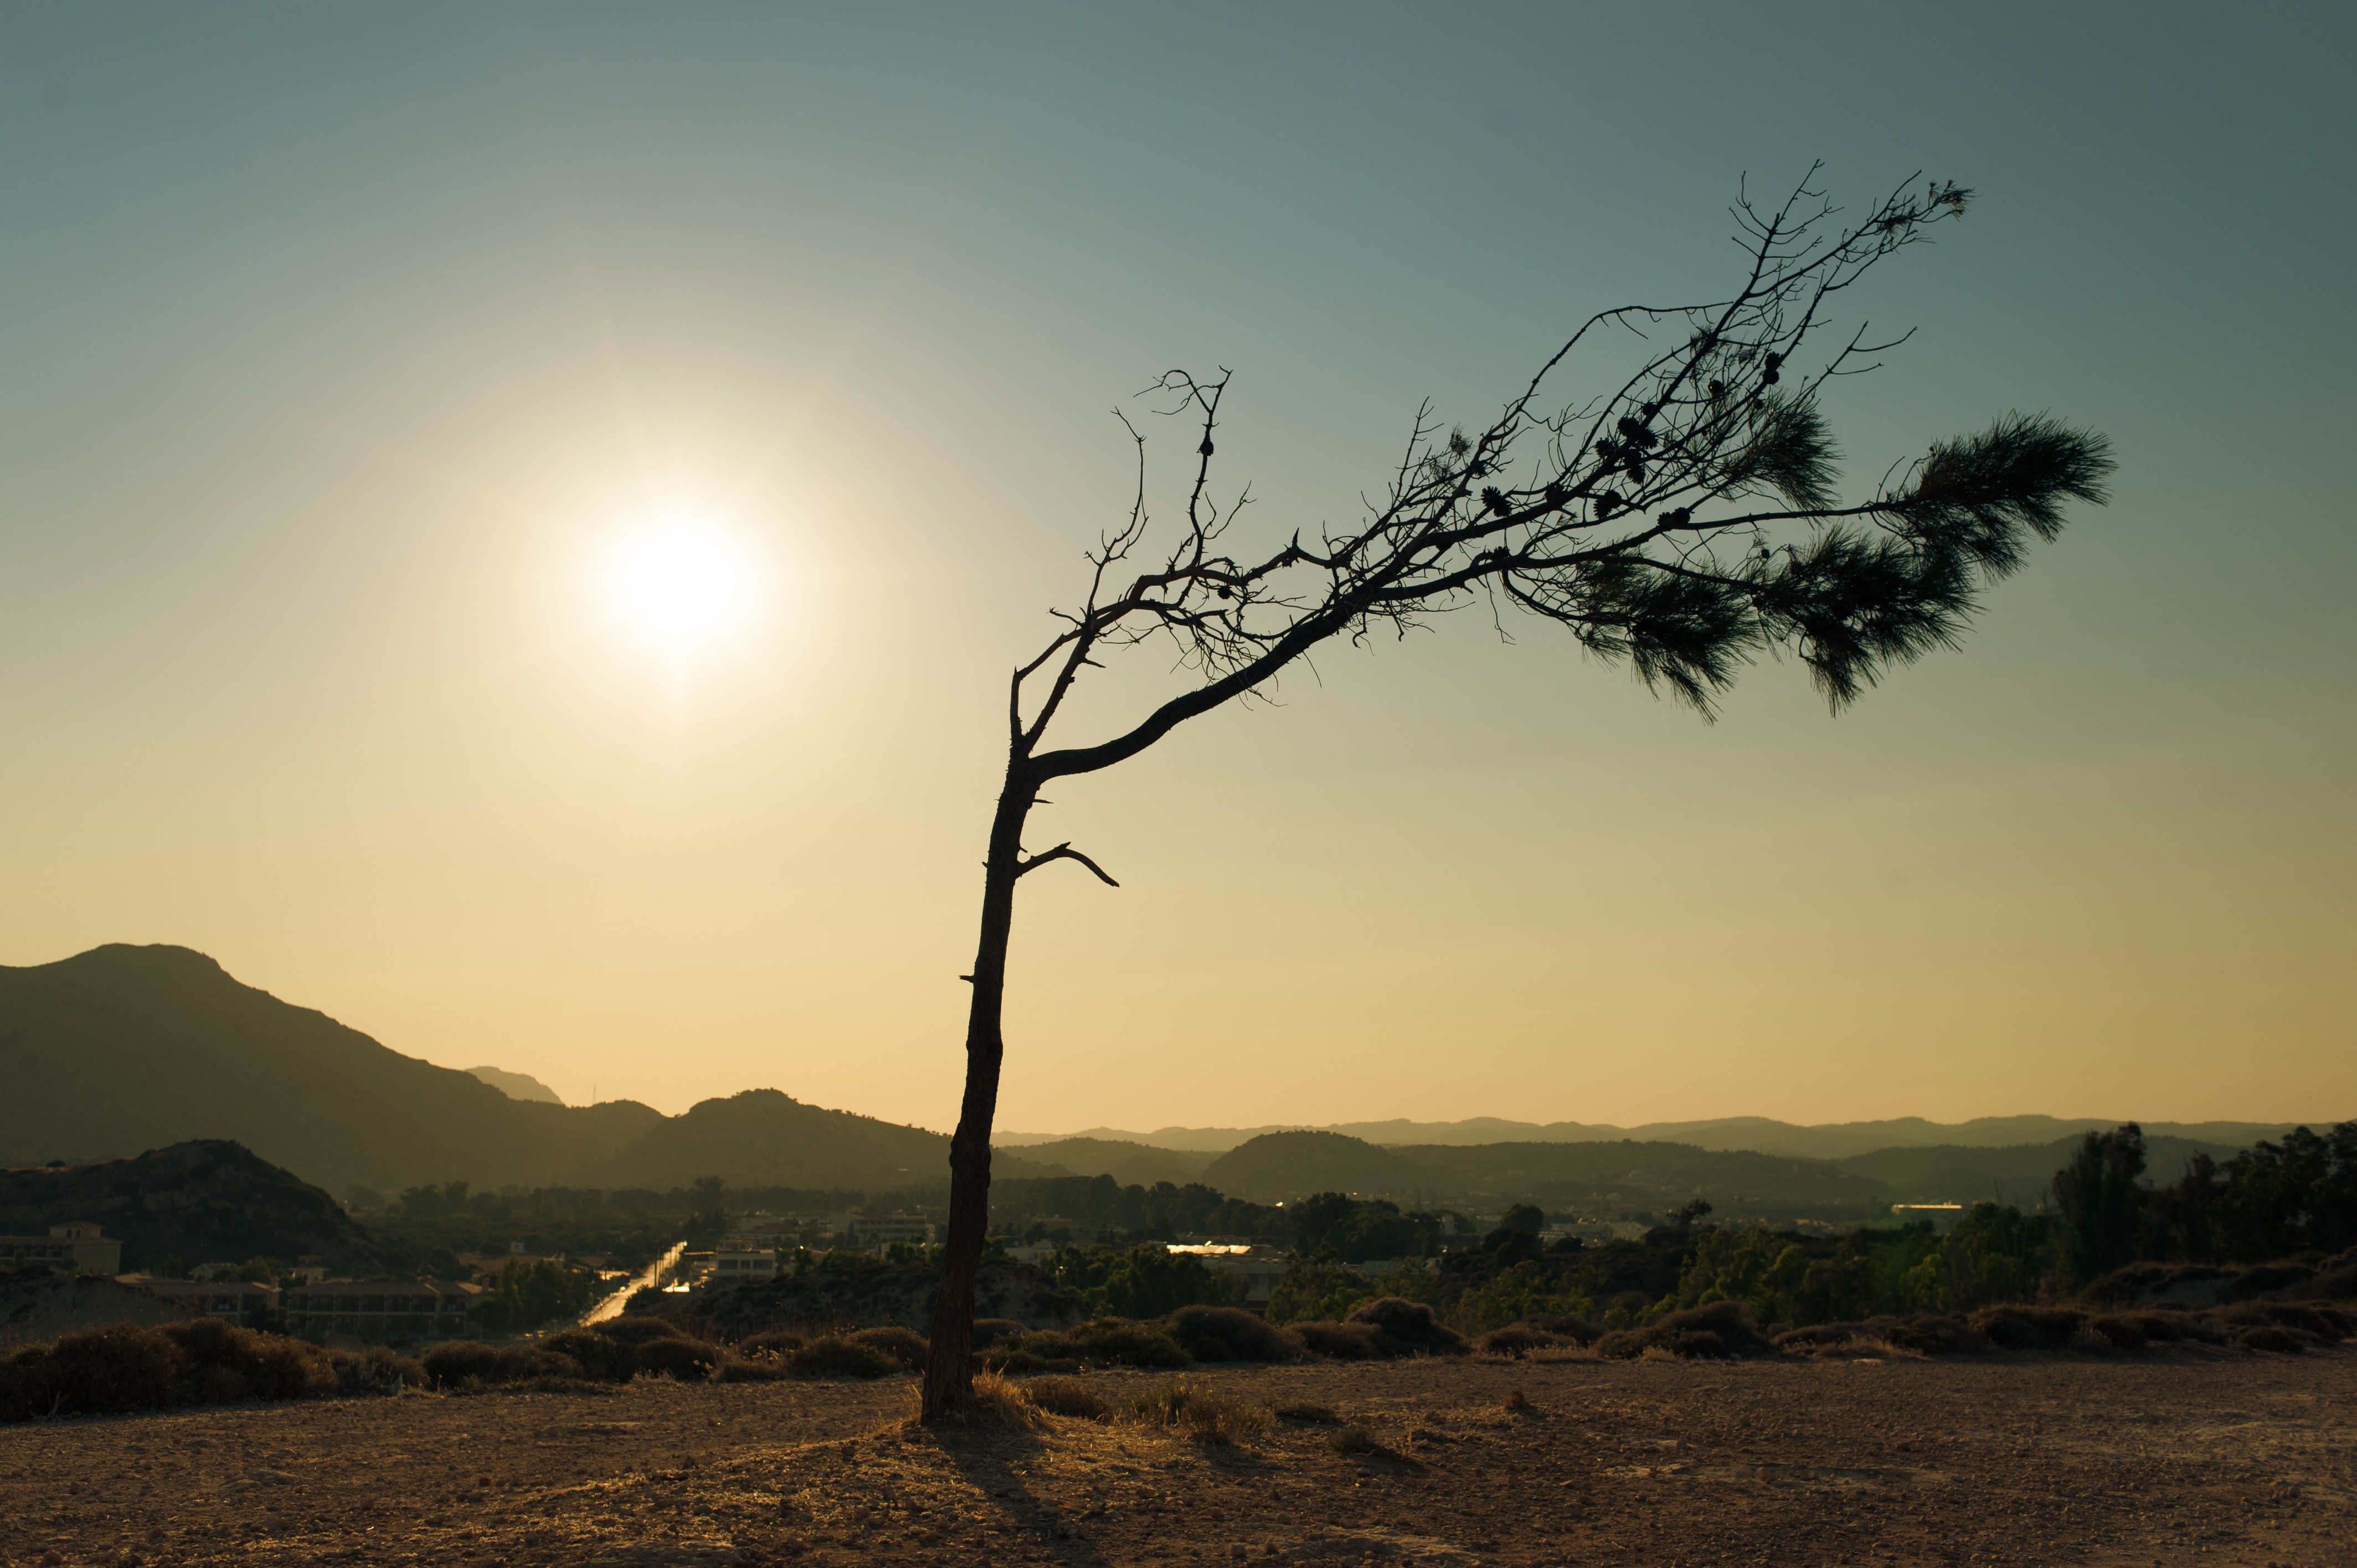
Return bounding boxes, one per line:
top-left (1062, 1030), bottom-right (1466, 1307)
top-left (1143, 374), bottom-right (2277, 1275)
top-left (997, 1138), bottom-right (1217, 1188)
top-left (0, 945), bottom-right (1023, 1199)
top-left (467, 1066), bottom-right (563, 1105)
top-left (0, 945), bottom-right (663, 1193)
top-left (1838, 1134), bottom-right (2260, 1207)
top-left (0, 1139), bottom-right (380, 1273)
top-left (585, 1089), bottom-right (1048, 1193)
top-left (1002, 1113), bottom-right (2317, 1161)
top-left (1200, 1132), bottom-right (1417, 1203)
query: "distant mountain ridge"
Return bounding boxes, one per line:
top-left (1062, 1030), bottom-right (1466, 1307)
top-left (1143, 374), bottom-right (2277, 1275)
top-left (0, 945), bottom-right (1027, 1196)
top-left (1001, 1113), bottom-right (2319, 1162)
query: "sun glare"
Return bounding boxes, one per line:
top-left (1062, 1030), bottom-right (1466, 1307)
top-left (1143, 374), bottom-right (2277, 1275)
top-left (604, 517), bottom-right (754, 654)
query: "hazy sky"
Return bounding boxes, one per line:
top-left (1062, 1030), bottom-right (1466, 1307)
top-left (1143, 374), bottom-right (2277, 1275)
top-left (3, 4), bottom-right (2350, 1134)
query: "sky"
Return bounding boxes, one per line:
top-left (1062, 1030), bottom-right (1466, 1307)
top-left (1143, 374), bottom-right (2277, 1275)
top-left (2, 3), bottom-right (2350, 1135)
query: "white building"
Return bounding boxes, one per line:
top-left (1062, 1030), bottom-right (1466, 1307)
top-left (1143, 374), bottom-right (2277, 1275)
top-left (712, 1239), bottom-right (780, 1282)
top-left (1, 1222), bottom-right (123, 1274)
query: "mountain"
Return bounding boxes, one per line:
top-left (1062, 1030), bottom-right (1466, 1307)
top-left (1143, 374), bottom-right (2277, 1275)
top-left (0, 1139), bottom-right (381, 1273)
top-left (996, 1138), bottom-right (1218, 1188)
top-left (1001, 1114), bottom-right (2319, 1161)
top-left (0, 945), bottom-right (1048, 1200)
top-left (1200, 1132), bottom-right (1417, 1203)
top-left (588, 1089), bottom-right (1009, 1193)
top-left (467, 1066), bottom-right (563, 1105)
top-left (1194, 1130), bottom-right (1887, 1218)
top-left (1838, 1134), bottom-right (2261, 1207)
top-left (0, 945), bottom-right (663, 1193)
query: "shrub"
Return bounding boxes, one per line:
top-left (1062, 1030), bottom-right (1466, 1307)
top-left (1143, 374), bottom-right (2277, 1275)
top-left (421, 1342), bottom-right (585, 1387)
top-left (2260, 1304), bottom-right (2344, 1342)
top-left (735, 1328), bottom-right (806, 1358)
top-left (1476, 1324), bottom-right (1565, 1358)
top-left (713, 1353), bottom-right (791, 1383)
top-left (2239, 1325), bottom-right (2303, 1354)
top-left (1274, 1401), bottom-right (1337, 1423)
top-left (2087, 1316), bottom-right (2148, 1350)
top-left (1290, 1321), bottom-right (1390, 1360)
top-left (787, 1335), bottom-right (902, 1379)
top-left (1326, 1422), bottom-right (1384, 1455)
top-left (986, 1318), bottom-right (1191, 1371)
top-left (328, 1345), bottom-right (425, 1396)
top-left (633, 1337), bottom-right (722, 1381)
top-left (542, 1329), bottom-right (636, 1381)
top-left (1970, 1306), bottom-right (2085, 1351)
top-left (26, 1323), bottom-right (181, 1414)
top-left (1501, 1388), bottom-right (1533, 1414)
top-left (1670, 1329), bottom-right (1728, 1359)
top-left (1345, 1298), bottom-right (1466, 1356)
top-left (163, 1318), bottom-right (334, 1402)
top-left (1166, 1306), bottom-right (1301, 1363)
top-left (1123, 1378), bottom-right (1273, 1447)
top-left (1528, 1313), bottom-right (1603, 1345)
top-left (847, 1325), bottom-right (928, 1369)
top-left (972, 1317), bottom-right (1027, 1348)
top-left (1021, 1375), bottom-right (1110, 1420)
top-left (1, 1322), bottom-right (343, 1420)
top-left (590, 1316), bottom-right (690, 1347)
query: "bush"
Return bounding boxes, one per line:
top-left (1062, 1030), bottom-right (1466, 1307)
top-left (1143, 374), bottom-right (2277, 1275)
top-left (972, 1317), bottom-right (1027, 1348)
top-left (1598, 1301), bottom-right (1775, 1360)
top-left (1123, 1378), bottom-right (1273, 1446)
top-left (328, 1345), bottom-right (425, 1396)
top-left (2087, 1315), bottom-right (2149, 1350)
top-left (24, 1323), bottom-right (181, 1414)
top-left (1290, 1321), bottom-right (1391, 1360)
top-left (1021, 1375), bottom-right (1110, 1420)
top-left (1970, 1306), bottom-right (2085, 1350)
top-left (984, 1318), bottom-right (1191, 1371)
top-left (1326, 1422), bottom-right (1385, 1454)
top-left (633, 1337), bottom-right (722, 1381)
top-left (787, 1335), bottom-right (902, 1379)
top-left (1345, 1298), bottom-right (1466, 1356)
top-left (847, 1325), bottom-right (928, 1369)
top-left (713, 1353), bottom-right (791, 1383)
top-left (1, 1321), bottom-right (340, 1421)
top-left (2239, 1325), bottom-right (2304, 1354)
top-left (590, 1316), bottom-right (690, 1347)
top-left (1274, 1401), bottom-right (1337, 1422)
top-left (1670, 1329), bottom-right (1728, 1359)
top-left (735, 1328), bottom-right (805, 1358)
top-left (542, 1328), bottom-right (638, 1381)
top-left (421, 1342), bottom-right (585, 1387)
top-left (1528, 1313), bottom-right (1603, 1345)
top-left (1477, 1323), bottom-right (1573, 1357)
top-left (1166, 1306), bottom-right (1300, 1363)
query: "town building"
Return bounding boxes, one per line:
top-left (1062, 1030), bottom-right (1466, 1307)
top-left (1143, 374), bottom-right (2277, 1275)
top-left (120, 1277), bottom-right (279, 1327)
top-left (279, 1280), bottom-right (481, 1343)
top-left (1166, 1243), bottom-right (1293, 1312)
top-left (837, 1211), bottom-right (933, 1251)
top-left (712, 1238), bottom-right (780, 1282)
top-left (0, 1222), bottom-right (124, 1275)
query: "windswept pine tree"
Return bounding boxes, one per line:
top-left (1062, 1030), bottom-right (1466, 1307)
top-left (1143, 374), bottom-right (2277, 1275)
top-left (922, 169), bottom-right (2116, 1418)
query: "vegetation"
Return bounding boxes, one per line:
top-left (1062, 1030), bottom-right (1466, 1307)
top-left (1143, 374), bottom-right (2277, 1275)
top-left (1046, 1243), bottom-right (1242, 1318)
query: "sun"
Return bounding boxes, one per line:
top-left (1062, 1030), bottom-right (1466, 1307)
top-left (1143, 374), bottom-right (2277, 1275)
top-left (603, 516), bottom-right (754, 653)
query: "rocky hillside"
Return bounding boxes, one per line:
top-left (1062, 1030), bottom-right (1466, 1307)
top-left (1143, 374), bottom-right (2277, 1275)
top-left (0, 1139), bottom-right (381, 1273)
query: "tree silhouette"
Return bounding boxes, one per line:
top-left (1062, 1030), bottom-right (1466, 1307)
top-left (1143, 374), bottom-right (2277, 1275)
top-left (920, 169), bottom-right (2115, 1418)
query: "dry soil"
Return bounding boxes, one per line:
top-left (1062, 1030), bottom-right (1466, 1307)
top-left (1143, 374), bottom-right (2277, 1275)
top-left (2, 1349), bottom-right (2350, 1567)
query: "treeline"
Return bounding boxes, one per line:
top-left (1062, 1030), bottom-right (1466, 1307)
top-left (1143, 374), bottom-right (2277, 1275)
top-left (991, 1175), bottom-right (1289, 1242)
top-left (384, 1178), bottom-right (936, 1223)
top-left (2052, 1121), bottom-right (2356, 1283)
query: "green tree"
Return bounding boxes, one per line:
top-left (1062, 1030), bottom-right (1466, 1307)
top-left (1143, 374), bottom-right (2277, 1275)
top-left (2052, 1125), bottom-right (2149, 1286)
top-left (922, 172), bottom-right (2115, 1416)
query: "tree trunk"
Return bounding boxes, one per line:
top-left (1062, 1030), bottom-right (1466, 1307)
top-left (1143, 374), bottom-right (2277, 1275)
top-left (920, 765), bottom-right (1032, 1421)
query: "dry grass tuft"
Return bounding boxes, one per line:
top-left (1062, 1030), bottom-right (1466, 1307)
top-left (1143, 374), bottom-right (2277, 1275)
top-left (1500, 1388), bottom-right (1533, 1414)
top-left (1021, 1375), bottom-right (1111, 1421)
top-left (899, 1368), bottom-right (1048, 1432)
top-left (1123, 1378), bottom-right (1274, 1447)
top-left (1325, 1421), bottom-right (1385, 1455)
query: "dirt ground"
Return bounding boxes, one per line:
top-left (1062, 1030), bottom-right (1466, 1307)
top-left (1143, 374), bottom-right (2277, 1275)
top-left (2, 1348), bottom-right (2350, 1568)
